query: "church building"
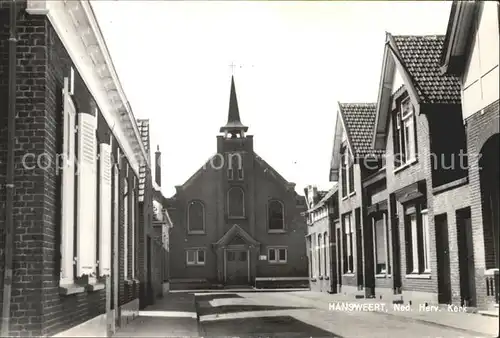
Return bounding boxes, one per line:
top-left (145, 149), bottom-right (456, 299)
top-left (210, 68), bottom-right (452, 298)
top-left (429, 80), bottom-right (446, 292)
top-left (168, 76), bottom-right (308, 288)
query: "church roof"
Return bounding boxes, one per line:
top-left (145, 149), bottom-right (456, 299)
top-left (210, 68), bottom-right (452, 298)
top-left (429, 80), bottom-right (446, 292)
top-left (220, 76), bottom-right (248, 133)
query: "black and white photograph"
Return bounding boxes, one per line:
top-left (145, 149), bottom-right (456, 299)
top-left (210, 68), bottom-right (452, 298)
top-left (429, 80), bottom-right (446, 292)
top-left (0, 0), bottom-right (498, 337)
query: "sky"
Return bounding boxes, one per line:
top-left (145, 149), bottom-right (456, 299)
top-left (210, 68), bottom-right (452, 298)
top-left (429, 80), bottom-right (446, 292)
top-left (90, 1), bottom-right (453, 198)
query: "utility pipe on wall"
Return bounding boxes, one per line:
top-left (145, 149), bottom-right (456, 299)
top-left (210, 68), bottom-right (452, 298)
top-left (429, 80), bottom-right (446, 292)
top-left (2, 0), bottom-right (17, 336)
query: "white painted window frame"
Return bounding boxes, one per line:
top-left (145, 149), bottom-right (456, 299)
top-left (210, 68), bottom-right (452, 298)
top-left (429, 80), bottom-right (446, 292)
top-left (186, 249), bottom-right (205, 266)
top-left (130, 182), bottom-right (135, 279)
top-left (410, 213), bottom-right (419, 274)
top-left (60, 77), bottom-right (76, 286)
top-left (345, 213), bottom-right (354, 274)
top-left (123, 177), bottom-right (128, 280)
top-left (267, 247), bottom-right (287, 264)
top-left (400, 97), bottom-right (416, 164)
top-left (421, 209), bottom-right (431, 273)
top-left (98, 143), bottom-right (112, 277)
top-left (76, 111), bottom-right (98, 282)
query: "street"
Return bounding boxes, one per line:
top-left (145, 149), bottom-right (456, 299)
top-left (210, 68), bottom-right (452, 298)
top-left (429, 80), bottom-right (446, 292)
top-left (195, 291), bottom-right (492, 338)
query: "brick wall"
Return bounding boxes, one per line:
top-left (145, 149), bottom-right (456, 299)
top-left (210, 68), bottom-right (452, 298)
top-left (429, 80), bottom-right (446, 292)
top-left (0, 5), bottom-right (149, 335)
top-left (465, 99), bottom-right (499, 309)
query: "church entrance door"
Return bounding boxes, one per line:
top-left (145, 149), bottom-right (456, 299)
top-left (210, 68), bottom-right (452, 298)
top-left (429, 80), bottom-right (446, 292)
top-left (225, 249), bottom-right (250, 286)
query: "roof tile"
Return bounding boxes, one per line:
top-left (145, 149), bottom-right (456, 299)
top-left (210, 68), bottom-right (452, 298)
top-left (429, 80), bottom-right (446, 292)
top-left (392, 35), bottom-right (461, 104)
top-left (340, 103), bottom-right (384, 158)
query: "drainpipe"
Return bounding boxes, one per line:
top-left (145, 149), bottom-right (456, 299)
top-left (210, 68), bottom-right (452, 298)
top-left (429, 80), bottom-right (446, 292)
top-left (1, 0), bottom-right (17, 336)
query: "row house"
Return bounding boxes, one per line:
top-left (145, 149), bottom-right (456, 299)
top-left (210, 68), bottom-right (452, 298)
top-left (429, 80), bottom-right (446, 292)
top-left (304, 185), bottom-right (338, 293)
top-left (136, 122), bottom-right (172, 307)
top-left (440, 0), bottom-right (499, 309)
top-left (330, 103), bottom-right (385, 298)
top-left (151, 144), bottom-right (173, 297)
top-left (0, 1), bottom-right (168, 337)
top-left (325, 0), bottom-right (498, 311)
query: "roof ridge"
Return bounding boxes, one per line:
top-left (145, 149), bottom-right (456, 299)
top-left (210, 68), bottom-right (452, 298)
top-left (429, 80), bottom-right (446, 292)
top-left (392, 34), bottom-right (445, 39)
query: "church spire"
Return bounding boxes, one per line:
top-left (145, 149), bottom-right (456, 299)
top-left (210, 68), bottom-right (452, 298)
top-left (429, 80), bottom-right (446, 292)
top-left (220, 75), bottom-right (248, 136)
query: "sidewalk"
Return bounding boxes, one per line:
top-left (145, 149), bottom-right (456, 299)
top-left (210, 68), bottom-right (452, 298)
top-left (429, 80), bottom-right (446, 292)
top-left (287, 291), bottom-right (499, 337)
top-left (113, 293), bottom-right (201, 337)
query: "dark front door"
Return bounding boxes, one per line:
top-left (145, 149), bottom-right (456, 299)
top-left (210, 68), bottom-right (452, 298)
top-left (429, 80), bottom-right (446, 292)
top-left (435, 214), bottom-right (452, 304)
top-left (336, 227), bottom-right (342, 290)
top-left (457, 208), bottom-right (476, 307)
top-left (226, 249), bottom-right (249, 285)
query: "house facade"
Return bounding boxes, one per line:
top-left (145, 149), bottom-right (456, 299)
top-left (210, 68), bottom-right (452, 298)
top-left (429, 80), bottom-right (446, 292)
top-left (329, 103), bottom-right (385, 298)
top-left (168, 76), bottom-right (308, 289)
top-left (304, 185), bottom-right (338, 294)
top-left (325, 6), bottom-right (498, 311)
top-left (370, 32), bottom-right (470, 306)
top-left (440, 0), bottom-right (499, 309)
top-left (0, 1), bottom-right (167, 336)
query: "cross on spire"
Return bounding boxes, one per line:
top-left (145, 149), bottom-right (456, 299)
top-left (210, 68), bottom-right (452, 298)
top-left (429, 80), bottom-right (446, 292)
top-left (229, 61), bottom-right (237, 75)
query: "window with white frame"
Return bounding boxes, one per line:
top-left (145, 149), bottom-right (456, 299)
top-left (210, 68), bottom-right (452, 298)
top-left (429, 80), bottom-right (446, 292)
top-left (394, 97), bottom-right (417, 167)
top-left (317, 234), bottom-right (322, 276)
top-left (343, 213), bottom-right (354, 274)
top-left (130, 180), bottom-right (135, 279)
top-left (98, 142), bottom-right (112, 277)
top-left (60, 77), bottom-right (76, 286)
top-left (186, 249), bottom-right (205, 266)
top-left (341, 146), bottom-right (355, 197)
top-left (373, 213), bottom-right (391, 275)
top-left (75, 109), bottom-right (98, 281)
top-left (268, 247), bottom-right (287, 264)
top-left (405, 204), bottom-right (430, 274)
top-left (123, 176), bottom-right (129, 280)
top-left (323, 233), bottom-right (329, 277)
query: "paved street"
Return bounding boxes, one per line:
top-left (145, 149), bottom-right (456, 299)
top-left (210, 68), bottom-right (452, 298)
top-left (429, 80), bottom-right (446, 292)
top-left (196, 291), bottom-right (496, 338)
top-left (112, 290), bottom-right (497, 337)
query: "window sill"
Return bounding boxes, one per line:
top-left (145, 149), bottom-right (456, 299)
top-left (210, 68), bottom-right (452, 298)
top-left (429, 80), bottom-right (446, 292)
top-left (125, 279), bottom-right (135, 286)
top-left (187, 264), bottom-right (205, 267)
top-left (342, 273), bottom-right (355, 277)
top-left (86, 282), bottom-right (105, 292)
top-left (187, 231), bottom-right (206, 235)
top-left (348, 191), bottom-right (356, 197)
top-left (341, 196), bottom-right (348, 201)
top-left (375, 274), bottom-right (391, 279)
top-left (393, 158), bottom-right (418, 174)
top-left (268, 230), bottom-right (286, 234)
top-left (405, 273), bottom-right (431, 279)
top-left (59, 284), bottom-right (86, 296)
top-left (268, 261), bottom-right (287, 265)
top-left (228, 216), bottom-right (246, 220)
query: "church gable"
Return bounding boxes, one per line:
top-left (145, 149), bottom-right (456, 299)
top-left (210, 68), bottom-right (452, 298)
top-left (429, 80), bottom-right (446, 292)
top-left (214, 224), bottom-right (259, 248)
top-left (180, 153), bottom-right (222, 190)
top-left (228, 235), bottom-right (246, 246)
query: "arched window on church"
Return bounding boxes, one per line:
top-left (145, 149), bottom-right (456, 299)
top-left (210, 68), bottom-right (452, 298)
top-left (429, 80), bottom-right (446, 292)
top-left (187, 200), bottom-right (205, 234)
top-left (227, 187), bottom-right (245, 218)
top-left (268, 200), bottom-right (285, 232)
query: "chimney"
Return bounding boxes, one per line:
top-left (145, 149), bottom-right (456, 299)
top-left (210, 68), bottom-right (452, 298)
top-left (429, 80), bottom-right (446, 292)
top-left (155, 145), bottom-right (161, 187)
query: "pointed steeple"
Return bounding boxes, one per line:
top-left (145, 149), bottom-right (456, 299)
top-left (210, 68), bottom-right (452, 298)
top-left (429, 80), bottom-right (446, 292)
top-left (220, 76), bottom-right (248, 134)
